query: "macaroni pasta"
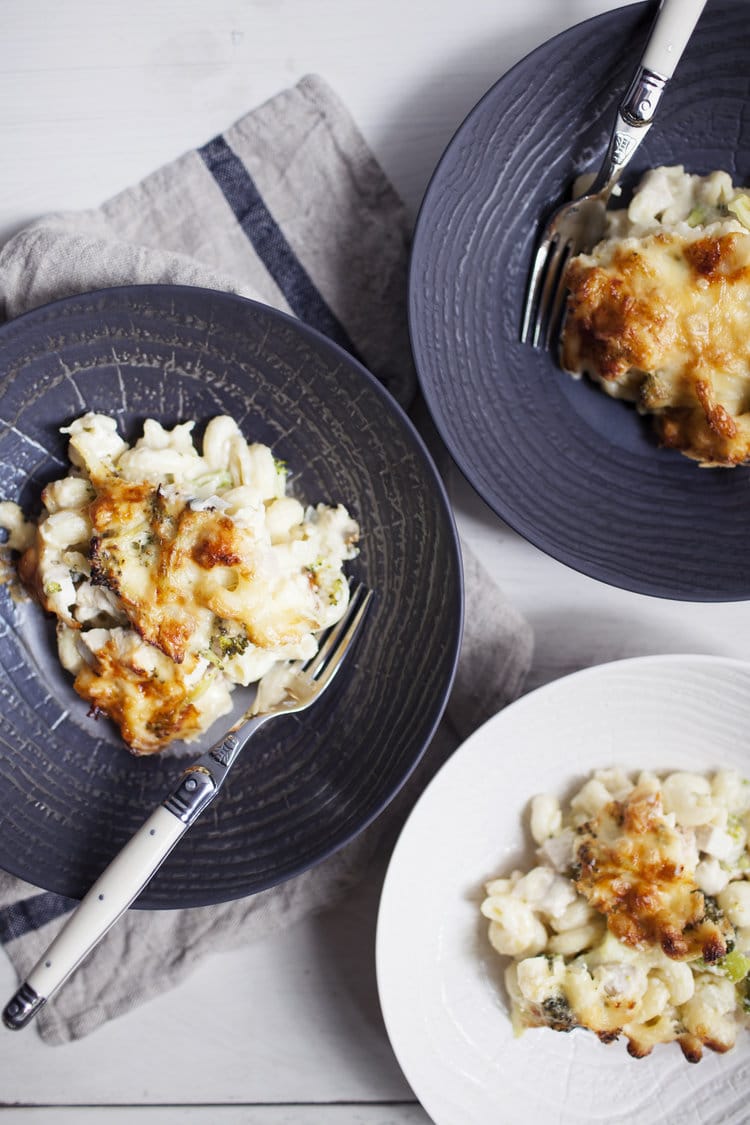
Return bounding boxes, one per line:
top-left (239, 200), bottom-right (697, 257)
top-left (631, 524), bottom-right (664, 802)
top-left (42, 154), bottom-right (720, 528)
top-left (482, 768), bottom-right (750, 1061)
top-left (1, 413), bottom-right (359, 753)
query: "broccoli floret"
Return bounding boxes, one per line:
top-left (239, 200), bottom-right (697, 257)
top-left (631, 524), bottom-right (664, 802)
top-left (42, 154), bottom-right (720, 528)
top-left (541, 994), bottom-right (575, 1032)
top-left (210, 623), bottom-right (250, 661)
top-left (217, 631), bottom-right (249, 659)
top-left (702, 894), bottom-right (725, 924)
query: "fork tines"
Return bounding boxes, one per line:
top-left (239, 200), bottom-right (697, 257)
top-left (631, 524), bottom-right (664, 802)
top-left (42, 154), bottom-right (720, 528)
top-left (305, 582), bottom-right (373, 688)
top-left (521, 232), bottom-right (574, 350)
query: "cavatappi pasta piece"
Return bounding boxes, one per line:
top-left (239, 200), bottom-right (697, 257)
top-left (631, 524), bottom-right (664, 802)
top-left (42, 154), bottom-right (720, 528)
top-left (481, 768), bottom-right (750, 1062)
top-left (0, 413), bottom-right (359, 754)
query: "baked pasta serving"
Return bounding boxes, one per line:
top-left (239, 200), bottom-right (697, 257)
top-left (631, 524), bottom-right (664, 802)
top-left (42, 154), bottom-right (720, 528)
top-left (0, 413), bottom-right (359, 754)
top-left (482, 767), bottom-right (750, 1061)
top-left (561, 166), bottom-right (750, 466)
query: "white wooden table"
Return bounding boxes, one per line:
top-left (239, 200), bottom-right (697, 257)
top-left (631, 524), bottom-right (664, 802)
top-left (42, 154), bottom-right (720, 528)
top-left (3, 1), bottom-right (748, 1121)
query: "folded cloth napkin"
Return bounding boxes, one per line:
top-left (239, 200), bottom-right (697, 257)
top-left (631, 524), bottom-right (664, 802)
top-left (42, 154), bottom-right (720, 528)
top-left (0, 74), bottom-right (533, 1044)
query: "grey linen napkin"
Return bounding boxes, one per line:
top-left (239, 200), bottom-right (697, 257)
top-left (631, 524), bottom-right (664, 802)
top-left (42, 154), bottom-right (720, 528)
top-left (0, 74), bottom-right (533, 1044)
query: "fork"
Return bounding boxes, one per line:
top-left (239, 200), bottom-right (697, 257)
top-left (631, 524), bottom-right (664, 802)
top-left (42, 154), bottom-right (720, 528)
top-left (520, 0), bottom-right (707, 349)
top-left (2, 581), bottom-right (373, 1031)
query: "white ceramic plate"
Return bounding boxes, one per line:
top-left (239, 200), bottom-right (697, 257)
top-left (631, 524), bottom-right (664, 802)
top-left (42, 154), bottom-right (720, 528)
top-left (376, 655), bottom-right (750, 1125)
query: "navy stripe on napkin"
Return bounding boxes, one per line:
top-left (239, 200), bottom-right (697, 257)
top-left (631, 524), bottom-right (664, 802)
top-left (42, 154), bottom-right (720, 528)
top-left (199, 135), bottom-right (358, 357)
top-left (0, 892), bottom-right (74, 944)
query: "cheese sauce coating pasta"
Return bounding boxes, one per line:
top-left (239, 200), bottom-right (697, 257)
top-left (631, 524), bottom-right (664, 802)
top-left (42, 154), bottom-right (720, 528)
top-left (2, 413), bottom-right (359, 753)
top-left (482, 768), bottom-right (750, 1061)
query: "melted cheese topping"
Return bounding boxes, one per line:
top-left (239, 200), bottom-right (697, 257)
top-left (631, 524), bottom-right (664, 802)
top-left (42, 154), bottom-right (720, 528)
top-left (561, 166), bottom-right (750, 466)
top-left (74, 631), bottom-right (209, 752)
top-left (88, 475), bottom-right (316, 663)
top-left (12, 413), bottom-right (359, 754)
top-left (575, 785), bottom-right (732, 963)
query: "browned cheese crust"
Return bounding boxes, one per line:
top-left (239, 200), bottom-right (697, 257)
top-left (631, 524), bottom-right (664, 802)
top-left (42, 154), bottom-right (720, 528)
top-left (575, 787), bottom-right (734, 963)
top-left (562, 231), bottom-right (750, 465)
top-left (74, 637), bottom-right (206, 752)
top-left (18, 471), bottom-right (318, 754)
top-left (88, 473), bottom-right (313, 662)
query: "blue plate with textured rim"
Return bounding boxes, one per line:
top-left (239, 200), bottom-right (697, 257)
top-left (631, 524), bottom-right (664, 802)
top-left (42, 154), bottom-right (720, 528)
top-left (409, 0), bottom-right (750, 601)
top-left (0, 285), bottom-right (463, 907)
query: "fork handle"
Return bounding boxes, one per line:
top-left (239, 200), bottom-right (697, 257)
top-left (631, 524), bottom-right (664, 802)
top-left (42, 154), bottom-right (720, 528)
top-left (1, 802), bottom-right (191, 1030)
top-left (0, 753), bottom-right (236, 1031)
top-left (642, 0), bottom-right (707, 80)
top-left (1, 709), bottom-right (275, 1029)
top-left (0, 702), bottom-right (277, 1030)
top-left (588, 0), bottom-right (706, 196)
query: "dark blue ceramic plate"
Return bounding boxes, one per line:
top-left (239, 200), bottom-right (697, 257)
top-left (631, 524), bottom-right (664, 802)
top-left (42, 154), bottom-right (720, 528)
top-left (0, 285), bottom-right (463, 907)
top-left (410, 0), bottom-right (750, 601)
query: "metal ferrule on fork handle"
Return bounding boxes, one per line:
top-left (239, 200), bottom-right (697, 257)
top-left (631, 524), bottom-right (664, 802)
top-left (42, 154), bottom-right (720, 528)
top-left (161, 716), bottom-right (269, 828)
top-left (588, 66), bottom-right (668, 198)
top-left (163, 766), bottom-right (219, 826)
top-left (3, 981), bottom-right (45, 1030)
top-left (621, 66), bottom-right (668, 127)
